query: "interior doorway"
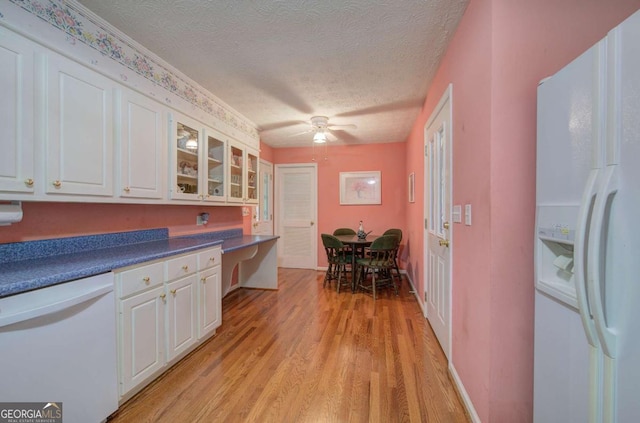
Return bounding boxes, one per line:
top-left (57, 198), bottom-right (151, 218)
top-left (275, 163), bottom-right (318, 269)
top-left (424, 84), bottom-right (453, 360)
top-left (252, 159), bottom-right (273, 235)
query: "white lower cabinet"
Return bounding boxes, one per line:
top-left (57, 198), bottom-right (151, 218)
top-left (117, 261), bottom-right (164, 398)
top-left (116, 246), bottom-right (222, 401)
top-left (120, 285), bottom-right (165, 396)
top-left (165, 274), bottom-right (197, 361)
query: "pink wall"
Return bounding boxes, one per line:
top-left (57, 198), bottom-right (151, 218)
top-left (0, 202), bottom-right (243, 244)
top-left (405, 0), bottom-right (640, 421)
top-left (259, 141), bottom-right (275, 163)
top-left (273, 142), bottom-right (407, 267)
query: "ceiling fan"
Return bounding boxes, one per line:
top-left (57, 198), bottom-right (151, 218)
top-left (291, 116), bottom-right (357, 143)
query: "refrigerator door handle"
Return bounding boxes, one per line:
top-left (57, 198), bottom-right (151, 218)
top-left (587, 165), bottom-right (619, 358)
top-left (574, 169), bottom-right (601, 348)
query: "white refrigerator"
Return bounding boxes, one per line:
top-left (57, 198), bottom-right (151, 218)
top-left (534, 8), bottom-right (640, 423)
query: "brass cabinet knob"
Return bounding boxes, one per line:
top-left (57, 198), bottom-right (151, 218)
top-left (209, 257), bottom-right (215, 263)
top-left (439, 239), bottom-right (450, 247)
top-left (25, 178), bottom-right (34, 187)
top-left (52, 180), bottom-right (61, 188)
top-left (143, 276), bottom-right (150, 284)
top-left (170, 289), bottom-right (177, 295)
top-left (443, 221), bottom-right (450, 229)
top-left (160, 293), bottom-right (166, 301)
top-left (182, 265), bottom-right (189, 271)
top-left (201, 277), bottom-right (206, 283)
top-left (124, 187), bottom-right (131, 193)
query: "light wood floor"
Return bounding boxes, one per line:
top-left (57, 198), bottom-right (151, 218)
top-left (108, 268), bottom-right (469, 423)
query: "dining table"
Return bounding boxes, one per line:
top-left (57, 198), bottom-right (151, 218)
top-left (334, 234), bottom-right (380, 291)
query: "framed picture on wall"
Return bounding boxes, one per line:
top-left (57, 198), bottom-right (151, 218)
top-left (339, 171), bottom-right (381, 205)
top-left (409, 172), bottom-right (415, 203)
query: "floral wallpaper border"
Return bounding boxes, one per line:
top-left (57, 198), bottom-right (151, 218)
top-left (8, 0), bottom-right (259, 141)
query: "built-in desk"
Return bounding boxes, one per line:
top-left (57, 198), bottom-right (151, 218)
top-left (220, 235), bottom-right (279, 297)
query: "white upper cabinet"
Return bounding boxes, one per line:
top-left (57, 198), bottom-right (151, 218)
top-left (0, 28), bottom-right (35, 194)
top-left (202, 126), bottom-right (226, 202)
top-left (227, 140), bottom-right (258, 204)
top-left (0, 25), bottom-right (259, 205)
top-left (169, 112), bottom-right (203, 201)
top-left (118, 89), bottom-right (165, 199)
top-left (45, 52), bottom-right (114, 196)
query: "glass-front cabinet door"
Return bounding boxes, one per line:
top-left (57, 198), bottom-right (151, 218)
top-left (227, 141), bottom-right (258, 204)
top-left (170, 113), bottom-right (202, 200)
top-left (203, 127), bottom-right (225, 202)
top-left (228, 143), bottom-right (244, 203)
top-left (246, 149), bottom-right (258, 204)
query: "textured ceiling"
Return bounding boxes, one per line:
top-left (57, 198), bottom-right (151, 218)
top-left (76, 0), bottom-right (468, 148)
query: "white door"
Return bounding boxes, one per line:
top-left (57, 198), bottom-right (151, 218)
top-left (253, 159), bottom-right (274, 235)
top-left (276, 164), bottom-right (317, 269)
top-left (424, 84), bottom-right (453, 360)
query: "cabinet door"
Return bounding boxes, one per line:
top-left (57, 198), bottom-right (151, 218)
top-left (202, 127), bottom-right (226, 202)
top-left (198, 266), bottom-right (221, 339)
top-left (245, 147), bottom-right (259, 204)
top-left (45, 53), bottom-right (114, 196)
top-left (120, 286), bottom-right (165, 397)
top-left (227, 142), bottom-right (245, 203)
top-left (166, 274), bottom-right (197, 361)
top-left (0, 28), bottom-right (35, 194)
top-left (118, 89), bottom-right (165, 199)
top-left (169, 113), bottom-right (202, 200)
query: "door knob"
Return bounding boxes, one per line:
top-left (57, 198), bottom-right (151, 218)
top-left (439, 239), bottom-right (449, 247)
top-left (443, 221), bottom-right (450, 229)
top-left (310, 221), bottom-right (315, 226)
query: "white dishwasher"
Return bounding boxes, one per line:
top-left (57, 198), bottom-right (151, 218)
top-left (0, 272), bottom-right (118, 423)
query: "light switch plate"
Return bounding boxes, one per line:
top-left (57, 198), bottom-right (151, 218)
top-left (453, 205), bottom-right (462, 223)
top-left (465, 204), bottom-right (472, 226)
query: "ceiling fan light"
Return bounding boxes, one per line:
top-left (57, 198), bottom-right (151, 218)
top-left (186, 137), bottom-right (198, 150)
top-left (313, 132), bottom-right (327, 143)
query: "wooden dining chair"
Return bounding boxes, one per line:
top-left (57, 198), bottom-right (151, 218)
top-left (382, 228), bottom-right (403, 284)
top-left (355, 235), bottom-right (399, 300)
top-left (333, 227), bottom-right (358, 256)
top-left (332, 228), bottom-right (356, 236)
top-left (321, 234), bottom-right (353, 293)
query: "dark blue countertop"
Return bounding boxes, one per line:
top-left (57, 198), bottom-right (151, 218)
top-left (0, 228), bottom-right (278, 298)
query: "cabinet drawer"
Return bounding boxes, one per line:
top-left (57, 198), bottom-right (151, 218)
top-left (198, 247), bottom-right (221, 270)
top-left (118, 262), bottom-right (164, 298)
top-left (165, 253), bottom-right (197, 280)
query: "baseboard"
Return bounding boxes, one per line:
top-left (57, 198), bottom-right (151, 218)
top-left (403, 271), bottom-right (426, 315)
top-left (449, 363), bottom-right (481, 423)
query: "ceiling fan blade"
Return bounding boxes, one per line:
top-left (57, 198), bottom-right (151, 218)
top-left (328, 129), bottom-right (360, 144)
top-left (334, 98), bottom-right (424, 118)
top-left (328, 123), bottom-right (357, 130)
top-left (287, 128), bottom-right (314, 137)
top-left (259, 120), bottom-right (308, 132)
